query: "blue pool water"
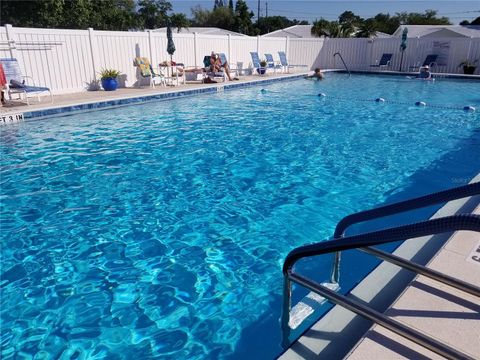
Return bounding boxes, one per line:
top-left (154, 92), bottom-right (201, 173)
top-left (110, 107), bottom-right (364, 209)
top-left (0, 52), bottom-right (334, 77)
top-left (1, 74), bottom-right (479, 359)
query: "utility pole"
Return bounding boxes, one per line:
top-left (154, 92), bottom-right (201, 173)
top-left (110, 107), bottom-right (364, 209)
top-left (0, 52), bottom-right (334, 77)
top-left (266, 2), bottom-right (268, 17)
top-left (258, 0), bottom-right (260, 22)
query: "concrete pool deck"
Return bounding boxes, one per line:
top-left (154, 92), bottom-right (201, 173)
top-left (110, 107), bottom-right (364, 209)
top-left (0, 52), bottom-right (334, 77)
top-left (346, 203), bottom-right (480, 359)
top-left (0, 72), bottom-right (308, 121)
top-left (281, 174), bottom-right (480, 360)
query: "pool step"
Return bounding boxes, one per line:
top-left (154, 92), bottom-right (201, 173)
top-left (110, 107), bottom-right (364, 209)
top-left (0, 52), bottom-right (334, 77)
top-left (289, 282), bottom-right (340, 329)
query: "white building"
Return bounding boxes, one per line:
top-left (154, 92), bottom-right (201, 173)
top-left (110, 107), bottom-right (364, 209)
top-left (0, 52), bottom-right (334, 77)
top-left (261, 25), bottom-right (315, 38)
top-left (153, 27), bottom-right (246, 37)
top-left (393, 25), bottom-right (480, 38)
top-left (262, 24), bottom-right (390, 38)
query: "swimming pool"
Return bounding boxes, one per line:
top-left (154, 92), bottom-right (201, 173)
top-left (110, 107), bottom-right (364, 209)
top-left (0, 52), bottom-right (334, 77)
top-left (1, 73), bottom-right (479, 359)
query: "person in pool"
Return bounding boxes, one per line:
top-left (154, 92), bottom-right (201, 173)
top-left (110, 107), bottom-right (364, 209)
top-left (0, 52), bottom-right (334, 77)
top-left (417, 65), bottom-right (432, 80)
top-left (306, 68), bottom-right (324, 80)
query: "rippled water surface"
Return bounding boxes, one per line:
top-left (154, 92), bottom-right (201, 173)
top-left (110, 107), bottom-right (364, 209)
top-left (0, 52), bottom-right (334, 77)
top-left (1, 74), bottom-right (479, 359)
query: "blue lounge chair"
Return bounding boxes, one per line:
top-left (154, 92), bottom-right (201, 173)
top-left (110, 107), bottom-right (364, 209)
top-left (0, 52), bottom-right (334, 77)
top-left (370, 53), bottom-right (393, 69)
top-left (0, 58), bottom-right (53, 105)
top-left (277, 51), bottom-right (308, 73)
top-left (422, 54), bottom-right (438, 67)
top-left (250, 52), bottom-right (267, 75)
top-left (264, 53), bottom-right (283, 73)
top-left (410, 54), bottom-right (439, 71)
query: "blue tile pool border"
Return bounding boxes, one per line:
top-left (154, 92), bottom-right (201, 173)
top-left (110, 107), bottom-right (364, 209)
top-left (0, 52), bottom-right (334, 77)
top-left (18, 74), bottom-right (306, 122)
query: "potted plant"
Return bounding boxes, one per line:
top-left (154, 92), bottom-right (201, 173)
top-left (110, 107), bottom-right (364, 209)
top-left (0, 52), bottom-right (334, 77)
top-left (258, 60), bottom-right (268, 75)
top-left (100, 68), bottom-right (121, 91)
top-left (459, 59), bottom-right (478, 75)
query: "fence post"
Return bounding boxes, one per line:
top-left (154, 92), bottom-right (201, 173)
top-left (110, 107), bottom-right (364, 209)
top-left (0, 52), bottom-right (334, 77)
top-left (194, 32), bottom-right (198, 68)
top-left (227, 34), bottom-right (232, 63)
top-left (148, 30), bottom-right (153, 63)
top-left (87, 27), bottom-right (97, 81)
top-left (4, 24), bottom-right (18, 59)
top-left (285, 36), bottom-right (289, 59)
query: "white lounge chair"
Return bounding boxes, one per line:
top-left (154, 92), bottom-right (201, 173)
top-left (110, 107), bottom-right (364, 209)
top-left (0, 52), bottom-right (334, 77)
top-left (0, 58), bottom-right (53, 105)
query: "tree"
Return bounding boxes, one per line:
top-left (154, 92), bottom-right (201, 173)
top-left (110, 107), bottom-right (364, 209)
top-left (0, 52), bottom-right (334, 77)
top-left (191, 6), bottom-right (236, 31)
top-left (372, 13), bottom-right (399, 34)
top-left (169, 13), bottom-right (190, 32)
top-left (62, 0), bottom-right (94, 29)
top-left (228, 0), bottom-right (234, 12)
top-left (311, 18), bottom-right (354, 38)
top-left (234, 0), bottom-right (254, 35)
top-left (339, 11), bottom-right (363, 27)
top-left (460, 16), bottom-right (480, 26)
top-left (404, 10), bottom-right (450, 25)
top-left (89, 0), bottom-right (138, 31)
top-left (255, 16), bottom-right (300, 35)
top-left (0, 0), bottom-right (64, 28)
top-left (137, 0), bottom-right (172, 29)
top-left (355, 19), bottom-right (377, 38)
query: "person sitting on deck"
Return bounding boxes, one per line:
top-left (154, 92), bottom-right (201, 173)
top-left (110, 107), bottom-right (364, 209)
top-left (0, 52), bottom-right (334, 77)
top-left (209, 52), bottom-right (239, 81)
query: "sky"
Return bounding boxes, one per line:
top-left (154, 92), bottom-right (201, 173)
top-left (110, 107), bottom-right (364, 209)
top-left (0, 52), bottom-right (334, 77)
top-left (171, 0), bottom-right (480, 24)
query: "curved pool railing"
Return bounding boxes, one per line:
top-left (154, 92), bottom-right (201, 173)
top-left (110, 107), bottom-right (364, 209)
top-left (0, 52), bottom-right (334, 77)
top-left (281, 214), bottom-right (480, 360)
top-left (333, 52), bottom-right (351, 77)
top-left (330, 182), bottom-right (480, 283)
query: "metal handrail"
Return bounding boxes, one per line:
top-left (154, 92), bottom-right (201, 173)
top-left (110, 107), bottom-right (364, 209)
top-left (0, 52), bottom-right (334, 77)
top-left (330, 182), bottom-right (480, 283)
top-left (281, 214), bottom-right (480, 359)
top-left (333, 52), bottom-right (351, 76)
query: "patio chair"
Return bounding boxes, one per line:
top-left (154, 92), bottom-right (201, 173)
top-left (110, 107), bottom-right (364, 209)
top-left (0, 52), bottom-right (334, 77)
top-left (218, 53), bottom-right (240, 77)
top-left (277, 51), bottom-right (308, 73)
top-left (250, 52), bottom-right (267, 75)
top-left (0, 58), bottom-right (53, 105)
top-left (202, 55), bottom-right (226, 82)
top-left (370, 53), bottom-right (393, 69)
top-left (134, 57), bottom-right (165, 88)
top-left (410, 54), bottom-right (439, 71)
top-left (264, 53), bottom-right (283, 73)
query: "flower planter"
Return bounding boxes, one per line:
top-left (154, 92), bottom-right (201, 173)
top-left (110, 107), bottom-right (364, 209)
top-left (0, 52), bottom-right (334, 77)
top-left (257, 68), bottom-right (266, 75)
top-left (463, 65), bottom-right (476, 75)
top-left (101, 78), bottom-right (118, 91)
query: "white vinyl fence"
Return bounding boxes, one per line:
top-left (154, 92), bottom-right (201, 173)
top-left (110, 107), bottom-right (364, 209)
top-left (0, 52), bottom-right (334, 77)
top-left (1, 24), bottom-right (479, 95)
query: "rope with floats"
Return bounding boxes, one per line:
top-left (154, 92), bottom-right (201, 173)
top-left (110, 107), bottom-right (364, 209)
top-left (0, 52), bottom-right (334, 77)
top-left (260, 89), bottom-right (476, 112)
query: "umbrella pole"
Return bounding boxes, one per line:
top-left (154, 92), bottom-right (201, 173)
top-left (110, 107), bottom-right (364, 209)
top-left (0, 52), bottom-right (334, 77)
top-left (399, 51), bottom-right (404, 72)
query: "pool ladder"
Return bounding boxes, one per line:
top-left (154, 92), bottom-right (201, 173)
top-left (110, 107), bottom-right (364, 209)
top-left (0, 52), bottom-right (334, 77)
top-left (333, 52), bottom-right (351, 76)
top-left (281, 182), bottom-right (480, 360)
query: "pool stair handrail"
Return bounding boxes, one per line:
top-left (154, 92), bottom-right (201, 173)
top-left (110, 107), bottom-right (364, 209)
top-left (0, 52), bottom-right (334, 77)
top-left (281, 182), bottom-right (480, 359)
top-left (333, 52), bottom-right (351, 76)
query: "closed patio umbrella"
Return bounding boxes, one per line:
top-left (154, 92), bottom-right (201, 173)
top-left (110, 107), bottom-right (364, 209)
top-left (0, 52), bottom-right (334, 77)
top-left (399, 27), bottom-right (408, 71)
top-left (166, 22), bottom-right (176, 64)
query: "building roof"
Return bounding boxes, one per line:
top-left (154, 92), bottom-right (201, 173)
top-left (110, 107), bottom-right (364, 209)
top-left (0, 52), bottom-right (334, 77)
top-left (262, 25), bottom-right (315, 38)
top-left (372, 31), bottom-right (392, 38)
top-left (393, 25), bottom-right (480, 38)
top-left (153, 27), bottom-right (247, 37)
top-left (262, 25), bottom-right (392, 39)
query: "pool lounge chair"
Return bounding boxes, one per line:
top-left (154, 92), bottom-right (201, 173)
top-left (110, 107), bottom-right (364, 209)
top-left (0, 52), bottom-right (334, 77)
top-left (202, 56), bottom-right (226, 82)
top-left (134, 57), bottom-right (165, 88)
top-left (218, 53), bottom-right (240, 77)
top-left (410, 54), bottom-right (439, 71)
top-left (250, 52), bottom-right (267, 75)
top-left (264, 53), bottom-right (283, 73)
top-left (277, 51), bottom-right (308, 73)
top-left (370, 53), bottom-right (393, 69)
top-left (0, 58), bottom-right (53, 105)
